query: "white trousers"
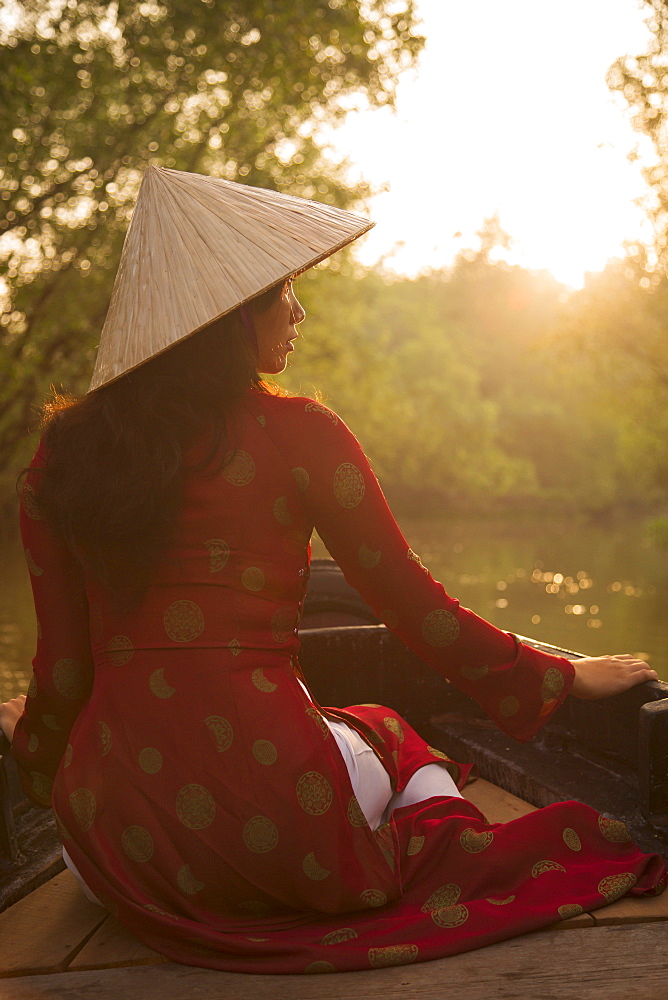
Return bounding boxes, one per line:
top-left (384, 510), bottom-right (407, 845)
top-left (327, 717), bottom-right (462, 832)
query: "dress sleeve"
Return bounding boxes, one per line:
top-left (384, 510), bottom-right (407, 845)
top-left (278, 399), bottom-right (575, 743)
top-left (12, 440), bottom-right (94, 805)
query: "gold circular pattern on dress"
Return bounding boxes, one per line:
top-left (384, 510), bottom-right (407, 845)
top-left (228, 639), bottom-right (241, 657)
top-left (222, 450), bottom-right (255, 486)
top-left (407, 548), bottom-right (426, 571)
top-left (422, 609), bottom-right (460, 647)
top-left (70, 788), bottom-right (96, 832)
top-left (431, 903), bottom-right (469, 929)
top-left (242, 567), bottom-right (265, 591)
top-left (139, 747), bottom-right (163, 773)
top-left (271, 606), bottom-right (295, 643)
top-left (243, 815), bottom-right (279, 854)
top-left (460, 664), bottom-right (489, 681)
top-left (407, 835), bottom-right (425, 856)
top-left (558, 903), bottom-right (584, 919)
top-left (531, 860), bottom-right (566, 877)
top-left (321, 927), bottom-right (358, 945)
top-left (305, 707), bottom-right (329, 740)
top-left (563, 828), bottom-right (582, 851)
top-left (143, 904), bottom-right (174, 917)
top-left (64, 744), bottom-right (73, 767)
top-left (53, 659), bottom-right (85, 700)
top-left (383, 716), bottom-right (404, 743)
top-left (273, 497), bottom-right (292, 526)
top-left (291, 467), bottom-right (310, 492)
top-left (358, 544), bottom-right (381, 569)
top-left (251, 668), bottom-right (277, 693)
top-left (253, 740), bottom-right (277, 765)
top-left (176, 864), bottom-right (205, 895)
top-left (257, 414), bottom-right (266, 427)
top-left (597, 872), bottom-right (637, 902)
top-left (368, 944), bottom-right (418, 968)
top-left (122, 825), bottom-right (154, 862)
top-left (163, 600), bottom-right (204, 642)
top-left (499, 695), bottom-right (520, 718)
top-left (598, 816), bottom-right (631, 843)
top-left (347, 796), bottom-right (368, 828)
top-left (98, 722), bottom-right (112, 756)
top-left (149, 668), bottom-right (175, 699)
top-left (21, 483), bottom-right (43, 519)
top-left (333, 462), bottom-right (365, 509)
top-left (42, 714), bottom-right (61, 731)
top-left (381, 610), bottom-right (398, 628)
top-left (296, 771), bottom-right (333, 815)
top-left (205, 715), bottom-right (233, 753)
top-left (460, 828), bottom-right (494, 854)
top-left (428, 746), bottom-right (451, 762)
top-left (360, 889), bottom-right (387, 907)
top-left (541, 666), bottom-right (565, 702)
top-left (205, 538), bottom-right (230, 573)
top-left (302, 851), bottom-right (331, 880)
top-left (304, 961), bottom-right (336, 974)
top-left (27, 674), bottom-right (37, 699)
top-left (487, 895), bottom-right (516, 905)
top-left (422, 883), bottom-right (462, 912)
top-left (30, 772), bottom-right (53, 805)
top-left (28, 733), bottom-right (38, 752)
top-left (176, 784), bottom-right (216, 830)
top-left (106, 635), bottom-right (134, 666)
top-left (25, 549), bottom-right (43, 576)
top-left (305, 401), bottom-right (338, 425)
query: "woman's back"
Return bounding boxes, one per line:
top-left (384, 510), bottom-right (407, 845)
top-left (15, 391), bottom-right (667, 975)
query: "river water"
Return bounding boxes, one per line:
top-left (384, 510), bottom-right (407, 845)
top-left (2, 511), bottom-right (667, 702)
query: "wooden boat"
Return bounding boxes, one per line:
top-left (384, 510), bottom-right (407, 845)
top-left (0, 559), bottom-right (667, 997)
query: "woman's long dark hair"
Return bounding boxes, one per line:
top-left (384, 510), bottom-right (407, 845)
top-left (29, 284), bottom-right (284, 603)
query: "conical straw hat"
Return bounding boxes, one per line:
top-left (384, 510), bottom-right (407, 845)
top-left (89, 166), bottom-right (374, 390)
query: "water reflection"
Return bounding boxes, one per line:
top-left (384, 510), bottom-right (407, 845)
top-left (397, 515), bottom-right (668, 677)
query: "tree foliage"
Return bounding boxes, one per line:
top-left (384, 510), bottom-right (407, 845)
top-left (0, 0), bottom-right (423, 464)
top-left (279, 245), bottom-right (668, 514)
top-left (607, 0), bottom-right (668, 273)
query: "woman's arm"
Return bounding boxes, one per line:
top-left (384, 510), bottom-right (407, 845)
top-left (0, 695), bottom-right (26, 743)
top-left (266, 398), bottom-right (656, 741)
top-left (12, 443), bottom-right (94, 805)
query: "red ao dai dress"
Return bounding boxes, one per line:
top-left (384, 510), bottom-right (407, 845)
top-left (13, 390), bottom-right (667, 974)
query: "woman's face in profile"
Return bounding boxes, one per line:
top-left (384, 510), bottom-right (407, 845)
top-left (254, 281), bottom-right (305, 374)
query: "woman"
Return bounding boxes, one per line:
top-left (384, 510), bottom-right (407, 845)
top-left (2, 167), bottom-right (665, 975)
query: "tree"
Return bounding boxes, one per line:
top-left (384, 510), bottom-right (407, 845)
top-left (607, 0), bottom-right (668, 273)
top-left (0, 0), bottom-right (423, 469)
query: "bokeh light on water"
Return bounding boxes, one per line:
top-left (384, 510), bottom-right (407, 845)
top-left (400, 516), bottom-right (667, 674)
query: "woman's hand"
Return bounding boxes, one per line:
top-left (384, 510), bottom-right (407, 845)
top-left (0, 695), bottom-right (26, 744)
top-left (569, 654), bottom-right (658, 700)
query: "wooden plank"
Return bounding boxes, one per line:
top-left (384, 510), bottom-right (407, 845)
top-left (70, 915), bottom-right (166, 970)
top-left (1, 924), bottom-right (667, 1000)
top-left (548, 911), bottom-right (596, 930)
top-left (464, 777), bottom-right (537, 823)
top-left (589, 888), bottom-right (668, 925)
top-left (0, 869), bottom-right (107, 976)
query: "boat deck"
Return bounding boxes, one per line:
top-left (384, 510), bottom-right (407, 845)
top-left (1, 780), bottom-right (667, 1000)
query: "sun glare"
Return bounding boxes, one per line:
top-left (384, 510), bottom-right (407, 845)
top-left (322, 0), bottom-right (655, 290)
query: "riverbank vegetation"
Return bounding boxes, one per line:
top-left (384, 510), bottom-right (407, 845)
top-left (2, 0), bottom-right (668, 520)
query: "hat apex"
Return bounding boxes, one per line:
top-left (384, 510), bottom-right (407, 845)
top-left (89, 167), bottom-right (373, 390)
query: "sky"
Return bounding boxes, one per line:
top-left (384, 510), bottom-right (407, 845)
top-left (323, 0), bottom-right (656, 288)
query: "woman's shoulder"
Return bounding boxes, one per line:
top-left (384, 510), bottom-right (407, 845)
top-left (252, 390), bottom-right (344, 428)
